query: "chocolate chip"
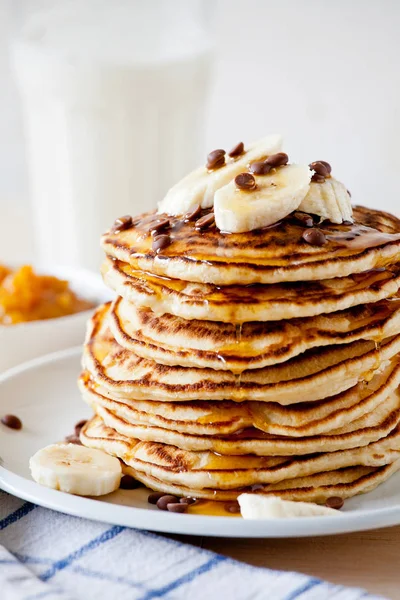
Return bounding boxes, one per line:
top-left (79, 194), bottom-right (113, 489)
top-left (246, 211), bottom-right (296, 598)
top-left (302, 228), bottom-right (327, 246)
top-left (235, 173), bottom-right (256, 190)
top-left (206, 149), bottom-right (225, 170)
top-left (311, 173), bottom-right (326, 183)
top-left (195, 213), bottom-right (215, 230)
top-left (148, 492), bottom-right (165, 505)
top-left (149, 219), bottom-right (170, 234)
top-left (249, 161), bottom-right (272, 176)
top-left (347, 189), bottom-right (351, 197)
top-left (228, 141), bottom-right (244, 158)
top-left (156, 494), bottom-right (179, 511)
top-left (294, 211), bottom-right (314, 227)
top-left (265, 152), bottom-right (289, 168)
top-left (120, 475), bottom-right (141, 490)
top-left (325, 496), bottom-right (344, 510)
top-left (152, 234), bottom-right (171, 253)
top-left (184, 204), bottom-right (202, 221)
top-left (225, 501), bottom-right (241, 514)
top-left (309, 161), bottom-right (330, 178)
top-left (1, 414), bottom-right (22, 430)
top-left (167, 502), bottom-right (188, 513)
top-left (74, 419), bottom-right (87, 437)
top-left (250, 484), bottom-right (264, 492)
top-left (112, 215), bottom-right (133, 232)
top-left (319, 160), bottom-right (332, 174)
top-left (65, 434), bottom-right (82, 445)
top-left (180, 497), bottom-right (196, 505)
top-left (343, 219), bottom-right (353, 225)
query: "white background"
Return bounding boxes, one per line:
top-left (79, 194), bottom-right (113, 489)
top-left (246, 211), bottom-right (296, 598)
top-left (0, 0), bottom-right (400, 261)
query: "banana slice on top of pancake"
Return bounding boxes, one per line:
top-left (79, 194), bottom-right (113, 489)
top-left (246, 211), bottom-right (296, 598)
top-left (299, 176), bottom-right (353, 224)
top-left (214, 163), bottom-right (312, 233)
top-left (158, 134), bottom-right (283, 216)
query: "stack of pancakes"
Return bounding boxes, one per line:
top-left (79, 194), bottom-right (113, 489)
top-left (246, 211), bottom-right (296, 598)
top-left (79, 205), bottom-right (400, 504)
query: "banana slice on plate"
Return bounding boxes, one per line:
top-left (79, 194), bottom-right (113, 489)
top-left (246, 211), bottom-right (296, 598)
top-left (238, 495), bottom-right (340, 519)
top-left (158, 134), bottom-right (283, 216)
top-left (299, 177), bottom-right (353, 224)
top-left (214, 164), bottom-right (312, 233)
top-left (29, 443), bottom-right (122, 496)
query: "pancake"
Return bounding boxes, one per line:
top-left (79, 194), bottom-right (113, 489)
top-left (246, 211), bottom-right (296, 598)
top-left (81, 416), bottom-right (400, 489)
top-left (79, 357), bottom-right (400, 437)
top-left (125, 461), bottom-right (400, 503)
top-left (81, 199), bottom-right (400, 507)
top-left (91, 398), bottom-right (400, 456)
top-left (102, 257), bottom-right (400, 323)
top-left (84, 303), bottom-right (400, 404)
top-left (101, 206), bottom-right (400, 285)
top-left (110, 295), bottom-right (400, 371)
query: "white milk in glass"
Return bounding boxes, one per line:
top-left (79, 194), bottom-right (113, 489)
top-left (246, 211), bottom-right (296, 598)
top-left (12, 1), bottom-right (212, 270)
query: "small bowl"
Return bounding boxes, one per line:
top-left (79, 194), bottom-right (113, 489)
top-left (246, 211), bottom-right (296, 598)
top-left (0, 264), bottom-right (112, 373)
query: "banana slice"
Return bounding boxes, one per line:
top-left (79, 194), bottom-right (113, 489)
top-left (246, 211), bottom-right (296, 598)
top-left (157, 134), bottom-right (283, 216)
top-left (29, 443), bottom-right (122, 496)
top-left (214, 164), bottom-right (312, 233)
top-left (298, 177), bottom-right (353, 224)
top-left (238, 495), bottom-right (340, 519)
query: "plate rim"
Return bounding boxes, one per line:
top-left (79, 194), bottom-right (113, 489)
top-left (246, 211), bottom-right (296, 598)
top-left (1, 347), bottom-right (400, 538)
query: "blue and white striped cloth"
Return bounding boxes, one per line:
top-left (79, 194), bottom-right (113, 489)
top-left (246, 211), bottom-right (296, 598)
top-left (0, 491), bottom-right (385, 600)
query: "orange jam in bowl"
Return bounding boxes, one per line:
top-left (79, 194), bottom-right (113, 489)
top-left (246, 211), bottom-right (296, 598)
top-left (0, 265), bottom-right (95, 325)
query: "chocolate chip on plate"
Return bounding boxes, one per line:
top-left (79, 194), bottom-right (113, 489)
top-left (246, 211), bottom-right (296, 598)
top-left (184, 204), bottom-right (202, 221)
top-left (112, 215), bottom-right (133, 232)
top-left (195, 213), bottom-right (215, 230)
top-left (249, 161), bottom-right (271, 176)
top-left (325, 496), bottom-right (344, 510)
top-left (206, 149), bottom-right (226, 170)
top-left (167, 502), bottom-right (188, 513)
top-left (152, 234), bottom-right (171, 253)
top-left (148, 492), bottom-right (165, 505)
top-left (265, 152), bottom-right (289, 168)
top-left (180, 497), bottom-right (196, 505)
top-left (156, 494), bottom-right (180, 511)
top-left (302, 228), bottom-right (327, 246)
top-left (235, 173), bottom-right (257, 190)
top-left (1, 414), bottom-right (22, 430)
top-left (228, 141), bottom-right (244, 158)
top-left (225, 501), bottom-right (241, 514)
top-left (120, 475), bottom-right (141, 490)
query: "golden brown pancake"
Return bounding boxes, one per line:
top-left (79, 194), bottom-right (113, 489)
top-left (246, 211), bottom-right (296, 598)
top-left (79, 357), bottom-right (400, 437)
top-left (101, 206), bottom-right (400, 285)
top-left (109, 294), bottom-right (400, 371)
top-left (102, 257), bottom-right (400, 323)
top-left (124, 461), bottom-right (400, 503)
top-left (81, 416), bottom-right (400, 502)
top-left (83, 303), bottom-right (400, 404)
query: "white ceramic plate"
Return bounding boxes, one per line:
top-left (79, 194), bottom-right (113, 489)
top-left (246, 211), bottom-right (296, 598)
top-left (1, 348), bottom-right (400, 538)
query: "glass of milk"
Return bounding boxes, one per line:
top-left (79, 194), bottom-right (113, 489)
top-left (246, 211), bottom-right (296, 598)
top-left (12, 0), bottom-right (213, 270)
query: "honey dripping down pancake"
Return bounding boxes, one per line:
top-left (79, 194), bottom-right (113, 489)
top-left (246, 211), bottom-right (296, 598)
top-left (102, 257), bottom-right (400, 323)
top-left (83, 303), bottom-right (400, 404)
top-left (101, 206), bottom-right (400, 286)
top-left (109, 294), bottom-right (400, 371)
top-left (81, 416), bottom-right (400, 490)
top-left (79, 357), bottom-right (400, 438)
top-left (77, 136), bottom-right (400, 508)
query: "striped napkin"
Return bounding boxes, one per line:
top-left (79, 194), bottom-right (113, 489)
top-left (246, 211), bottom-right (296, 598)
top-left (0, 491), bottom-right (385, 600)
